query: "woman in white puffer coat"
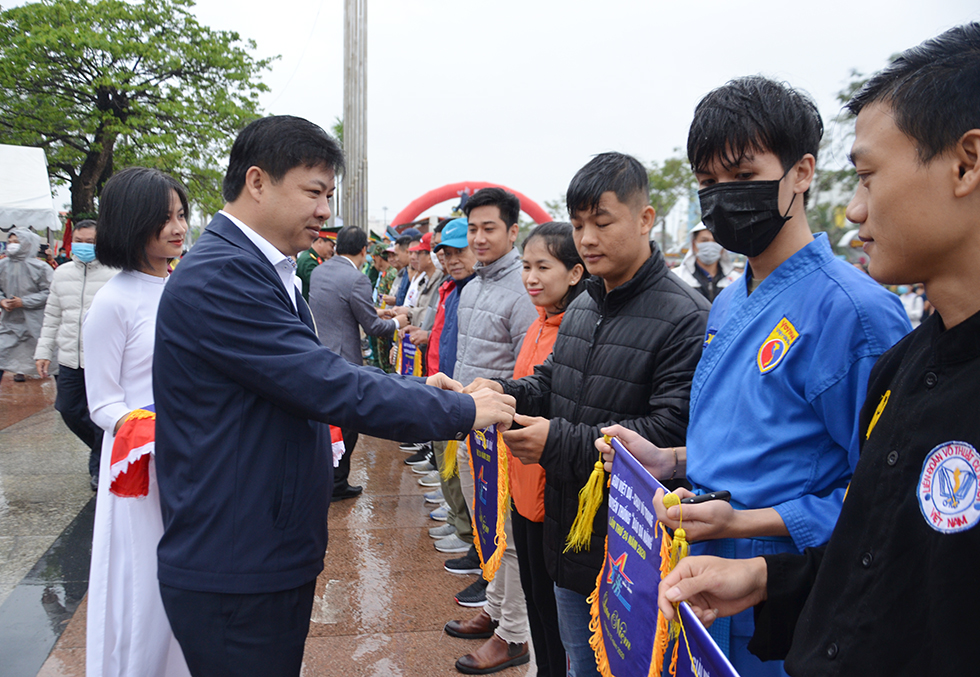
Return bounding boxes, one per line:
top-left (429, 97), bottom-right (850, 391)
top-left (34, 220), bottom-right (118, 490)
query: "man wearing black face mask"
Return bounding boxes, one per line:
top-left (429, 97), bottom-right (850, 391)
top-left (595, 76), bottom-right (910, 677)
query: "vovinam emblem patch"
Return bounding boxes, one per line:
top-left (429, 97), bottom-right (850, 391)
top-left (757, 317), bottom-right (799, 374)
top-left (917, 441), bottom-right (980, 534)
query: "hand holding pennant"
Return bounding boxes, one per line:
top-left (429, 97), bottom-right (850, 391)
top-left (466, 425), bottom-right (510, 580)
top-left (587, 436), bottom-right (740, 677)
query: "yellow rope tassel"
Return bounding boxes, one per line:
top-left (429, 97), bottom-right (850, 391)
top-left (440, 440), bottom-right (459, 481)
top-left (564, 457), bottom-right (606, 553)
top-left (650, 492), bottom-right (692, 677)
top-left (127, 408), bottom-right (155, 421)
top-left (648, 520), bottom-right (674, 677)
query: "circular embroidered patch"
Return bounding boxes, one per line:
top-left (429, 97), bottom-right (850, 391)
top-left (917, 441), bottom-right (980, 534)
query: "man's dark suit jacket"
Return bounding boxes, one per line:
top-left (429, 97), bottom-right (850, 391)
top-left (153, 213), bottom-right (475, 594)
top-left (308, 254), bottom-right (396, 365)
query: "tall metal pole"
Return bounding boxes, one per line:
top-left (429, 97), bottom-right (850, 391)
top-left (343, 0), bottom-right (368, 234)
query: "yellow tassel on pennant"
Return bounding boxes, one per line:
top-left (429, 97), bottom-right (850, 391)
top-left (564, 456), bottom-right (606, 553)
top-left (440, 439), bottom-right (459, 481)
top-left (412, 343), bottom-right (423, 377)
top-left (649, 492), bottom-right (696, 677)
top-left (648, 520), bottom-right (674, 677)
top-left (127, 408), bottom-right (155, 421)
top-left (394, 331), bottom-right (404, 374)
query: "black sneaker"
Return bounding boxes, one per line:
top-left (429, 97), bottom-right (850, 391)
top-left (445, 545), bottom-right (482, 575)
top-left (455, 577), bottom-right (488, 607)
top-left (399, 442), bottom-right (425, 452)
top-left (405, 447), bottom-right (433, 466)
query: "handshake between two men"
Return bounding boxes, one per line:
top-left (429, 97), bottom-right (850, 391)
top-left (425, 372), bottom-right (517, 432)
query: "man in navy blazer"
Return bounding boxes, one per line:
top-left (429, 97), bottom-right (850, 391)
top-left (153, 115), bottom-right (516, 676)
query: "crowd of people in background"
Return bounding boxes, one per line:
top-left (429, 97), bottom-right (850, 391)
top-left (0, 21), bottom-right (977, 677)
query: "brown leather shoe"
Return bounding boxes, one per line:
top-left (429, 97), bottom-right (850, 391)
top-left (454, 634), bottom-right (529, 674)
top-left (445, 608), bottom-right (498, 639)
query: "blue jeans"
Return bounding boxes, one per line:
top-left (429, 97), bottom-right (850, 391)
top-left (553, 584), bottom-right (598, 677)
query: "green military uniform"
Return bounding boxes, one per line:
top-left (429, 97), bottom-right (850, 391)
top-left (296, 248), bottom-right (323, 302)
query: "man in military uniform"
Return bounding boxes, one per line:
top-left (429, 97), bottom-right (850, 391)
top-left (296, 228), bottom-right (335, 301)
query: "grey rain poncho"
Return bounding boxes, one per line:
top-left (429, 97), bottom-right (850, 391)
top-left (0, 228), bottom-right (53, 375)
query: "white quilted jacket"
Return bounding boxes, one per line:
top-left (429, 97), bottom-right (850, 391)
top-left (34, 257), bottom-right (118, 369)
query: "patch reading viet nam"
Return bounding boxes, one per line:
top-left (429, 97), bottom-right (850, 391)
top-left (757, 317), bottom-right (799, 374)
top-left (918, 441), bottom-right (980, 534)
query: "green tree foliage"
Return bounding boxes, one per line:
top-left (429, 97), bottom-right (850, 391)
top-left (810, 67), bottom-right (885, 251)
top-left (544, 196), bottom-right (566, 220)
top-left (648, 153), bottom-right (697, 252)
top-left (0, 0), bottom-right (275, 217)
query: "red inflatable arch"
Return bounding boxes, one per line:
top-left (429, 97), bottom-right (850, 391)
top-left (390, 181), bottom-right (552, 228)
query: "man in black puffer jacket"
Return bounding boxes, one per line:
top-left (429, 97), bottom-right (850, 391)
top-left (469, 153), bottom-right (710, 676)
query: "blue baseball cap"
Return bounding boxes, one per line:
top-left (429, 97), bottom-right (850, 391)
top-left (434, 218), bottom-right (469, 252)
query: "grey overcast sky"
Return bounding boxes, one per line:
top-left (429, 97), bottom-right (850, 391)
top-left (53, 1), bottom-right (980, 223)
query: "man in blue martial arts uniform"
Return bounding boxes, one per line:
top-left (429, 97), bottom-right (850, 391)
top-left (596, 77), bottom-right (911, 676)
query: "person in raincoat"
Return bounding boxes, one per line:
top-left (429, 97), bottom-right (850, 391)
top-left (0, 228), bottom-right (53, 382)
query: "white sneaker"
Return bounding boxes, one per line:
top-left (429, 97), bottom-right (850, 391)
top-left (423, 488), bottom-right (444, 504)
top-left (417, 470), bottom-right (441, 487)
top-left (429, 523), bottom-right (457, 539)
top-left (434, 534), bottom-right (471, 553)
top-left (411, 461), bottom-right (436, 475)
top-left (429, 502), bottom-right (449, 522)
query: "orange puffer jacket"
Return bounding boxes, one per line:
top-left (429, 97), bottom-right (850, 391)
top-left (508, 306), bottom-right (563, 522)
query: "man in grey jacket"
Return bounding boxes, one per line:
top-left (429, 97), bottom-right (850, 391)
top-left (309, 225), bottom-right (408, 499)
top-left (448, 187), bottom-right (538, 674)
top-left (33, 220), bottom-right (117, 491)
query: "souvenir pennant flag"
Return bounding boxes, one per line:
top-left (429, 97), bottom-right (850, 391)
top-left (330, 425), bottom-right (346, 468)
top-left (395, 331), bottom-right (423, 376)
top-left (109, 405), bottom-right (155, 498)
top-left (588, 437), bottom-right (739, 677)
top-left (466, 425), bottom-right (510, 581)
top-left (674, 602), bottom-right (740, 677)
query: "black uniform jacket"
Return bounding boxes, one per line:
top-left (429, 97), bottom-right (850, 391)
top-left (750, 308), bottom-right (980, 675)
top-left (499, 244), bottom-right (710, 595)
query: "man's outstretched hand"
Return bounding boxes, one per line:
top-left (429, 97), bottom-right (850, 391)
top-left (426, 372), bottom-right (463, 392)
top-left (470, 388), bottom-right (517, 431)
top-left (658, 555), bottom-right (768, 627)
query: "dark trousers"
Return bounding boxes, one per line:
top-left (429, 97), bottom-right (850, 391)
top-left (334, 428), bottom-right (358, 492)
top-left (512, 508), bottom-right (566, 677)
top-left (160, 580), bottom-right (316, 677)
top-left (54, 364), bottom-right (103, 476)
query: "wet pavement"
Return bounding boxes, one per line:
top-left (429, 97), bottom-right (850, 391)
top-left (0, 376), bottom-right (534, 676)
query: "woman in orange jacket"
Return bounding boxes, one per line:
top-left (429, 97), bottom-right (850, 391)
top-left (510, 222), bottom-right (587, 677)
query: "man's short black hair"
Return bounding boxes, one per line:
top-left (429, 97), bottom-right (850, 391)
top-left (566, 152), bottom-right (650, 216)
top-left (395, 235), bottom-right (412, 249)
top-left (336, 226), bottom-right (368, 256)
top-left (434, 218), bottom-right (451, 234)
top-left (74, 219), bottom-right (97, 231)
top-left (222, 115), bottom-right (345, 202)
top-left (687, 76), bottom-right (823, 203)
top-left (96, 167), bottom-right (189, 271)
top-left (463, 187), bottom-right (521, 227)
top-left (846, 23), bottom-right (980, 163)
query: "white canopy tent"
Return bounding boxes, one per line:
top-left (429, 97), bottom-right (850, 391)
top-left (0, 144), bottom-right (61, 235)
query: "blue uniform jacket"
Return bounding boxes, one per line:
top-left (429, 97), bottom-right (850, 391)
top-left (687, 234), bottom-right (910, 638)
top-left (438, 274), bottom-right (473, 377)
top-left (153, 214), bottom-right (476, 594)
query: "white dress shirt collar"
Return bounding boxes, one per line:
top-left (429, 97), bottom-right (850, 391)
top-left (220, 210), bottom-right (297, 310)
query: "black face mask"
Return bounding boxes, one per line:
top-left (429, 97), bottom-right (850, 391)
top-left (698, 178), bottom-right (797, 258)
